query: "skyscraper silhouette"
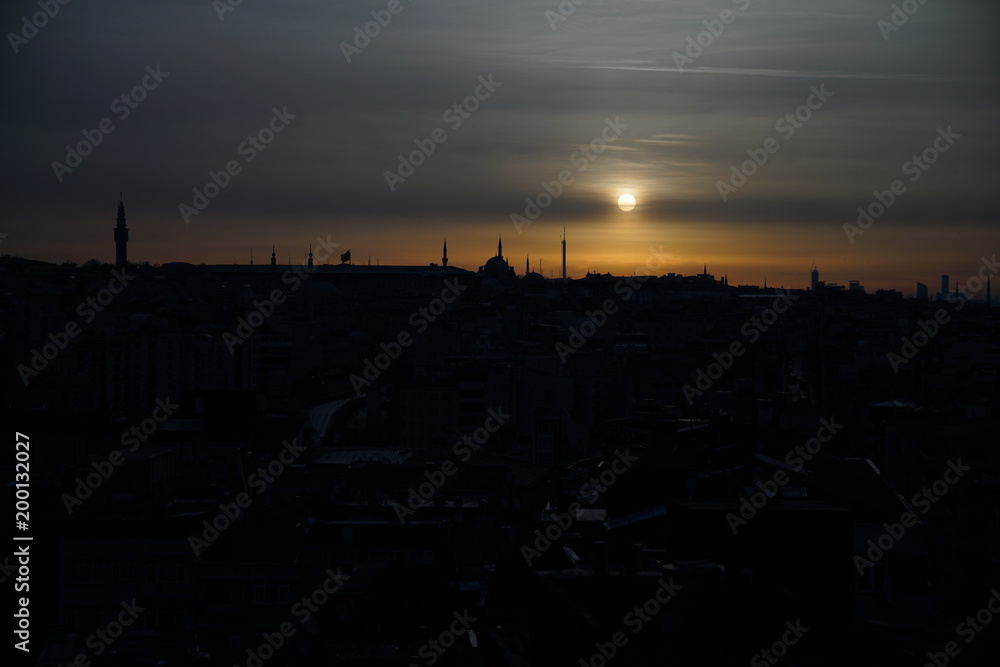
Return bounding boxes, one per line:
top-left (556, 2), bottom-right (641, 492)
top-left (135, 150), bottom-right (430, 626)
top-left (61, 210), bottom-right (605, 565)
top-left (561, 224), bottom-right (567, 280)
top-left (114, 193), bottom-right (128, 269)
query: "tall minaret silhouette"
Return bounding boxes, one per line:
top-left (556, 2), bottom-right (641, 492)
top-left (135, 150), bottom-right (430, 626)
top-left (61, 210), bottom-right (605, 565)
top-left (561, 224), bottom-right (566, 280)
top-left (250, 248), bottom-right (254, 266)
top-left (525, 255), bottom-right (529, 275)
top-left (114, 193), bottom-right (128, 269)
top-left (497, 235), bottom-right (502, 258)
top-left (270, 245), bottom-right (276, 266)
top-left (308, 245), bottom-right (313, 267)
top-left (442, 238), bottom-right (448, 267)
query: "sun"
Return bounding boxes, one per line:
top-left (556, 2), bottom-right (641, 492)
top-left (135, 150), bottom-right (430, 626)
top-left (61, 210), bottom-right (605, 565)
top-left (617, 194), bottom-right (636, 212)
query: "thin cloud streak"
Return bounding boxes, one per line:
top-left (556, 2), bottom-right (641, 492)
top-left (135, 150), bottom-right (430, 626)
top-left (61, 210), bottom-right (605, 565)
top-left (577, 65), bottom-right (995, 84)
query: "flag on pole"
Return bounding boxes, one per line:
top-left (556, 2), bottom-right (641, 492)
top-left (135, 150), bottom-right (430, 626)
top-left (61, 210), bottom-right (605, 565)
top-left (340, 249), bottom-right (351, 264)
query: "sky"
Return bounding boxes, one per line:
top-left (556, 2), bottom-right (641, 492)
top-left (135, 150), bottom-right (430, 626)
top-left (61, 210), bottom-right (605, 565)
top-left (2, 0), bottom-right (998, 294)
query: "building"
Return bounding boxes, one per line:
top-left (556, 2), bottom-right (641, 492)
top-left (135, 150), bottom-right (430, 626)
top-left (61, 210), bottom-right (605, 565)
top-left (114, 194), bottom-right (128, 268)
top-left (477, 236), bottom-right (517, 285)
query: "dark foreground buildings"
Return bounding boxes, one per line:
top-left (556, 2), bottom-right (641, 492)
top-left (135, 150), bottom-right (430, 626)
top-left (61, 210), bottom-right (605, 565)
top-left (2, 247), bottom-right (999, 666)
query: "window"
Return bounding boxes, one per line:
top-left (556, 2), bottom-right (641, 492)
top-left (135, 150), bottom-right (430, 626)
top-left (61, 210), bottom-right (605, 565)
top-left (857, 561), bottom-right (886, 593)
top-left (254, 579), bottom-right (289, 605)
top-left (157, 560), bottom-right (187, 583)
top-left (111, 559), bottom-right (134, 581)
top-left (68, 558), bottom-right (100, 583)
top-left (148, 607), bottom-right (184, 631)
top-left (205, 583), bottom-right (242, 605)
top-left (67, 606), bottom-right (101, 631)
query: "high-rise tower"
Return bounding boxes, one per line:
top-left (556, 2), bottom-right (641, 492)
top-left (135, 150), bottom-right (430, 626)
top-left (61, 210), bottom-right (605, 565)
top-left (561, 224), bottom-right (567, 280)
top-left (810, 261), bottom-right (819, 291)
top-left (114, 193), bottom-right (128, 268)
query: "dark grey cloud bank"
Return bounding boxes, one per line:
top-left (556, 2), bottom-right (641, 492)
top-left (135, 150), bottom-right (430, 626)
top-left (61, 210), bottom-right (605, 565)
top-left (1, 0), bottom-right (998, 264)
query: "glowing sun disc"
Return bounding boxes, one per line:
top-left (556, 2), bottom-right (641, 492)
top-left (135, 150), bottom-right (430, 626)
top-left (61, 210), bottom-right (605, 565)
top-left (618, 194), bottom-right (636, 212)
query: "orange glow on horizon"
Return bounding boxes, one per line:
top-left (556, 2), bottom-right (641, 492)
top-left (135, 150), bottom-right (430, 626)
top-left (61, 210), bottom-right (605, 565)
top-left (8, 210), bottom-right (989, 297)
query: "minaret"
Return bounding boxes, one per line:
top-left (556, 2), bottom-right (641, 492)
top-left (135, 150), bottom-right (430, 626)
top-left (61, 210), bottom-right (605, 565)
top-left (497, 235), bottom-right (502, 258)
top-left (114, 193), bottom-right (128, 269)
top-left (250, 248), bottom-right (254, 266)
top-left (561, 224), bottom-right (567, 280)
top-left (308, 245), bottom-right (313, 267)
top-left (270, 245), bottom-right (276, 266)
top-left (442, 238), bottom-right (448, 267)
